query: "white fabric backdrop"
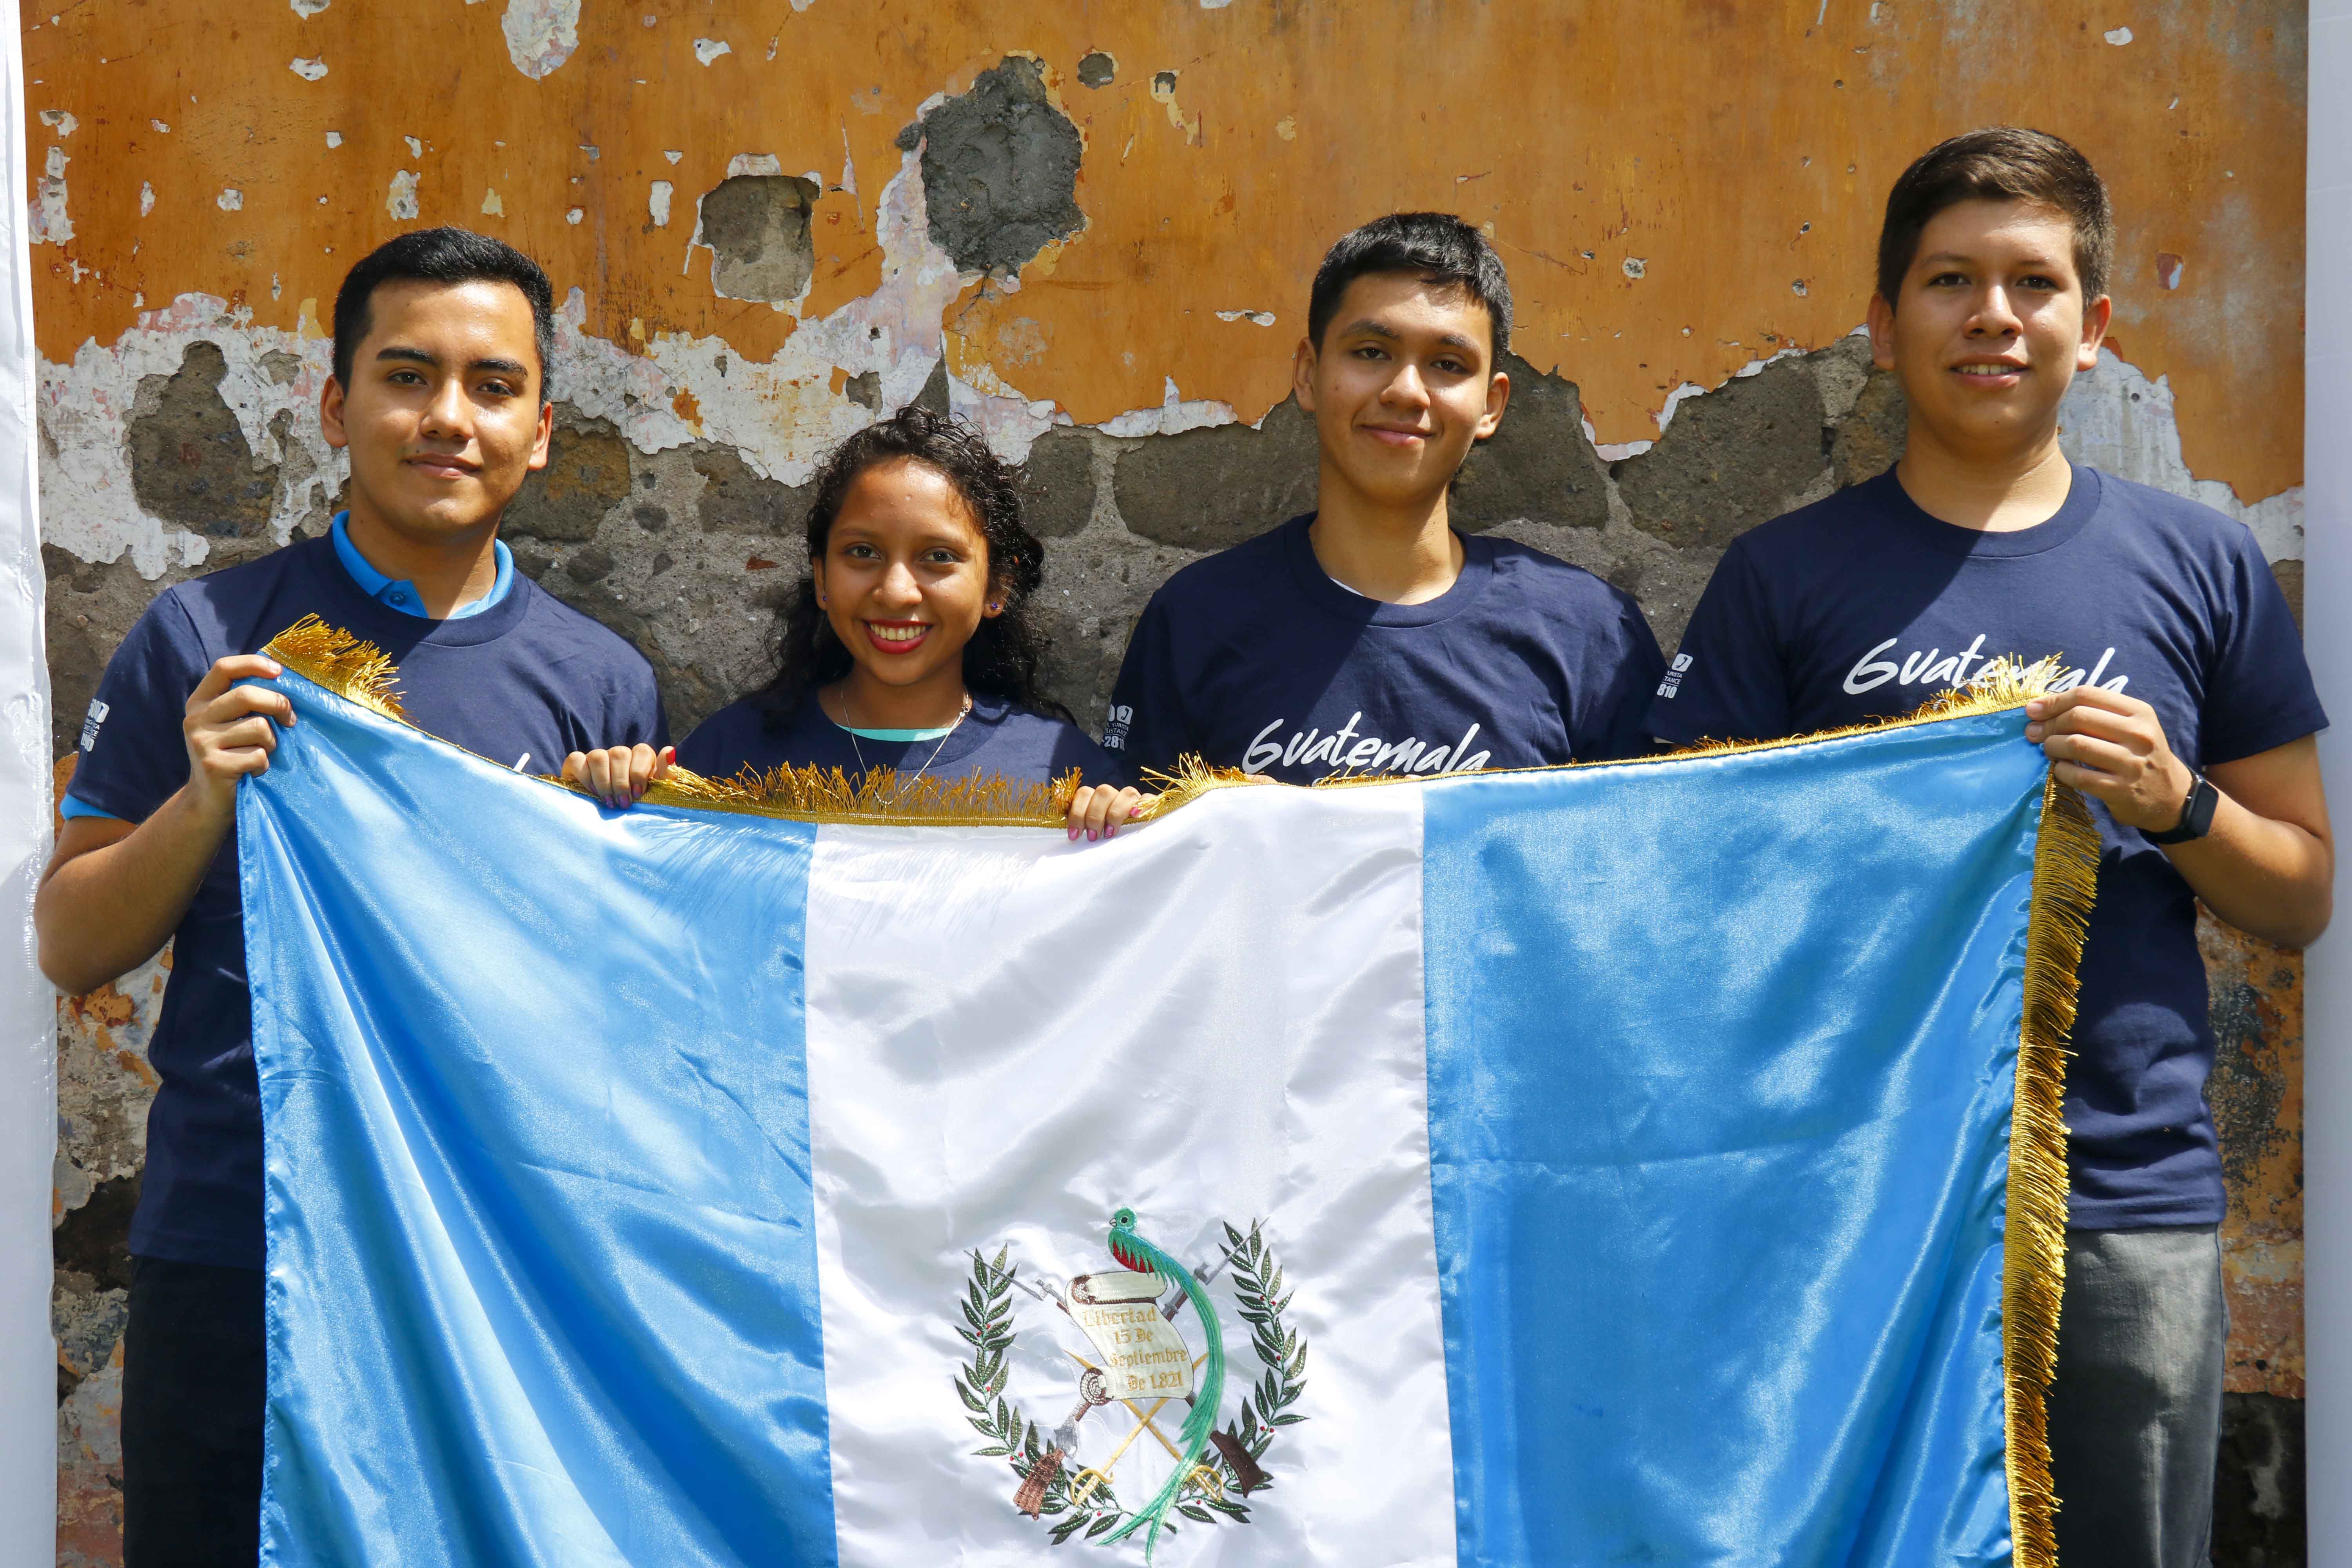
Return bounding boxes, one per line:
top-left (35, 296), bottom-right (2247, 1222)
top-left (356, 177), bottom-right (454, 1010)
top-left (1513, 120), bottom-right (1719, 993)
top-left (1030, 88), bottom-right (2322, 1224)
top-left (0, 0), bottom-right (52, 1559)
top-left (2303, 4), bottom-right (2352, 1559)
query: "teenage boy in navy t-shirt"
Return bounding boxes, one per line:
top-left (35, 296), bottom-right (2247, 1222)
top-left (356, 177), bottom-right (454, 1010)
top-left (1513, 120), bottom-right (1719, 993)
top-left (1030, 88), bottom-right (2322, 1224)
top-left (1083, 213), bottom-right (1661, 809)
top-left (1648, 129), bottom-right (2331, 1568)
top-left (36, 229), bottom-right (666, 1566)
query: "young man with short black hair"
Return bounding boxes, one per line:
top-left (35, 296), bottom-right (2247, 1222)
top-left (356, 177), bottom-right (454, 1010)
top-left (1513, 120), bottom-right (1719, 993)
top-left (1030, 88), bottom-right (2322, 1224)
top-left (1077, 213), bottom-right (1661, 815)
top-left (1648, 129), bottom-right (2331, 1567)
top-left (36, 227), bottom-right (667, 1565)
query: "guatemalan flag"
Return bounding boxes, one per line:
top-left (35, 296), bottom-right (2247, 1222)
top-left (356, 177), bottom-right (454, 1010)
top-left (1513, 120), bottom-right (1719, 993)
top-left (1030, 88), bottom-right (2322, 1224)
top-left (238, 621), bottom-right (2093, 1568)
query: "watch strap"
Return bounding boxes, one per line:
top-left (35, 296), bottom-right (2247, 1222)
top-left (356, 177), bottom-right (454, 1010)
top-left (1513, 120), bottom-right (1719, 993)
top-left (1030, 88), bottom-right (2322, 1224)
top-left (2145, 771), bottom-right (2218, 844)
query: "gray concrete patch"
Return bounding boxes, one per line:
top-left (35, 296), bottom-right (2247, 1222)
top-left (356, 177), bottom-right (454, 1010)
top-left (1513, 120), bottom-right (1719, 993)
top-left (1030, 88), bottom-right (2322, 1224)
top-left (900, 56), bottom-right (1085, 276)
top-left (126, 341), bottom-right (278, 537)
top-left (698, 174), bottom-right (822, 305)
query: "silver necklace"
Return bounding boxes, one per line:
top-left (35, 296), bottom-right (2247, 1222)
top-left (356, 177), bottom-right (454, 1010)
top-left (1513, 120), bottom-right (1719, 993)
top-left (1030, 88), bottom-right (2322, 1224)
top-left (841, 687), bottom-right (971, 805)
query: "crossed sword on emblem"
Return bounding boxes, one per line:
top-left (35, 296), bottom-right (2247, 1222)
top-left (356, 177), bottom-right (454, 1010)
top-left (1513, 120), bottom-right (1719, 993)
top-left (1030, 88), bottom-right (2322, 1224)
top-left (977, 1242), bottom-right (1269, 1518)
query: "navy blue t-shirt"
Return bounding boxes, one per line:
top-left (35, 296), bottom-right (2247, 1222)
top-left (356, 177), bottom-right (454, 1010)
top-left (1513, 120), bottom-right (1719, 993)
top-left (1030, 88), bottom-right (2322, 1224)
top-left (1105, 514), bottom-right (1664, 783)
top-left (1646, 465), bottom-right (2325, 1230)
top-left (679, 691), bottom-right (1130, 789)
top-left (70, 535), bottom-right (667, 1268)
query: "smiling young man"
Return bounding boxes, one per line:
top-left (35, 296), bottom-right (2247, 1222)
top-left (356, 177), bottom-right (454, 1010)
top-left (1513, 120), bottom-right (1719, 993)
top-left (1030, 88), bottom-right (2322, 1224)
top-left (1646, 129), bottom-right (2331, 1567)
top-left (36, 228), bottom-right (665, 1565)
top-left (1089, 213), bottom-right (1662, 798)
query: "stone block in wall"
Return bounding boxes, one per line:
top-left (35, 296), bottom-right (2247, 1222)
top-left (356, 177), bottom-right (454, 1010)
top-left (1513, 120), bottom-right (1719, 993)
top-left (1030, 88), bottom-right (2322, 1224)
top-left (503, 411), bottom-right (634, 543)
top-left (1018, 426), bottom-right (1097, 539)
top-left (1616, 352), bottom-right (1831, 550)
top-left (690, 444), bottom-right (810, 537)
top-left (1831, 366), bottom-right (1907, 490)
top-left (1111, 397), bottom-right (1317, 550)
top-left (2212, 1392), bottom-right (2305, 1566)
top-left (1450, 353), bottom-right (1610, 533)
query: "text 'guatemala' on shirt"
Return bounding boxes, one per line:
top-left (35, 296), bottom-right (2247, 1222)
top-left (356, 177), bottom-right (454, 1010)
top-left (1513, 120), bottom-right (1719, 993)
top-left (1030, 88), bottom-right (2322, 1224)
top-left (1104, 513), bottom-right (1665, 784)
top-left (1647, 464), bottom-right (2325, 1230)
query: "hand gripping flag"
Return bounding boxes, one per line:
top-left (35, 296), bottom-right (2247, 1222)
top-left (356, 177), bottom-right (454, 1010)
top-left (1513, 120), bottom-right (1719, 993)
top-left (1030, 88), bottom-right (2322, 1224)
top-left (240, 619), bottom-right (2094, 1568)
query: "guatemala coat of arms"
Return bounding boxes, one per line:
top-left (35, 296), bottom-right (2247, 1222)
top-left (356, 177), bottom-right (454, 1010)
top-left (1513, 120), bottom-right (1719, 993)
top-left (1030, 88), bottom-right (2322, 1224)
top-left (957, 1210), bottom-right (1308, 1555)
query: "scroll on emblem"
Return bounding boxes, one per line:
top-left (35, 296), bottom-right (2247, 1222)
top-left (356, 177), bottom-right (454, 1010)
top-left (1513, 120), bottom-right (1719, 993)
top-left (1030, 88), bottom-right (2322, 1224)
top-left (1068, 1273), bottom-right (1196, 1402)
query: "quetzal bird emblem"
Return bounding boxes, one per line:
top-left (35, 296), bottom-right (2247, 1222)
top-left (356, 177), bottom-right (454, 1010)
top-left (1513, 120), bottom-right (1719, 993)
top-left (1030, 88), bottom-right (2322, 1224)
top-left (1098, 1207), bottom-right (1225, 1560)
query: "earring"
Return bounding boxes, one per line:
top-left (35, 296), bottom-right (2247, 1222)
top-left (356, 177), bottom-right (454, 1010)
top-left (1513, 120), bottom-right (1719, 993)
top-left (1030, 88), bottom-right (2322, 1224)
top-left (987, 601), bottom-right (1000, 612)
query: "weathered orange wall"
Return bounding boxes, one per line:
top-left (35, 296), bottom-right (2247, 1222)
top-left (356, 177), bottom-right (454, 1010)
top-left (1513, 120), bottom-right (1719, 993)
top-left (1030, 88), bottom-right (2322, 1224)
top-left (26, 0), bottom-right (2302, 497)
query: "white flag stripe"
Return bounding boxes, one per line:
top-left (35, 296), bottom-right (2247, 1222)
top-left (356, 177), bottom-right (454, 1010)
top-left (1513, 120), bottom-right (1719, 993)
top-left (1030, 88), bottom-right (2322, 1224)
top-left (805, 786), bottom-right (1455, 1565)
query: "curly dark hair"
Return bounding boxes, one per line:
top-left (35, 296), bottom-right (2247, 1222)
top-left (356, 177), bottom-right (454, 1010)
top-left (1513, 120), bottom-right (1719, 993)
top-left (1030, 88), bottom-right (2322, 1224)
top-left (750, 405), bottom-right (1069, 723)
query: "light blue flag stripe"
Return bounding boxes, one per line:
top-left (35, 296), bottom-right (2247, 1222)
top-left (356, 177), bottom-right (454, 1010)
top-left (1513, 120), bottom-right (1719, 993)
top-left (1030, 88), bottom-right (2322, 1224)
top-left (242, 669), bottom-right (837, 1567)
top-left (1422, 711), bottom-right (2045, 1566)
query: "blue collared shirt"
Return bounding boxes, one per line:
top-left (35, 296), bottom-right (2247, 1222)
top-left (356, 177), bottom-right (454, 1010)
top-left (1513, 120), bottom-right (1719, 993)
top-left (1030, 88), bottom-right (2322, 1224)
top-left (62, 516), bottom-right (516, 820)
top-left (329, 512), bottom-right (514, 620)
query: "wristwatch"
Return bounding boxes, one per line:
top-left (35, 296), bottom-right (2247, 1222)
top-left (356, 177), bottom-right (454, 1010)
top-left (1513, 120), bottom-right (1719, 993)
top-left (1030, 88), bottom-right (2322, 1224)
top-left (2145, 770), bottom-right (2219, 844)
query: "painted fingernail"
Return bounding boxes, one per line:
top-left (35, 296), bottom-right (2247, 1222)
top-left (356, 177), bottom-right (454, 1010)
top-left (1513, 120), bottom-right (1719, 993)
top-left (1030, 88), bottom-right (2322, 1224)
top-left (1087, 829), bottom-right (1098, 842)
top-left (1128, 806), bottom-right (1143, 818)
top-left (1068, 826), bottom-right (1080, 841)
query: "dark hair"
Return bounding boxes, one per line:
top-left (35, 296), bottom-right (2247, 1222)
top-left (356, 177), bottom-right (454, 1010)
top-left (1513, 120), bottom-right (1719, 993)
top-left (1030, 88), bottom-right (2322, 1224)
top-left (752, 405), bottom-right (1068, 723)
top-left (1307, 212), bottom-right (1512, 358)
top-left (1876, 127), bottom-right (2113, 307)
top-left (332, 227), bottom-right (558, 397)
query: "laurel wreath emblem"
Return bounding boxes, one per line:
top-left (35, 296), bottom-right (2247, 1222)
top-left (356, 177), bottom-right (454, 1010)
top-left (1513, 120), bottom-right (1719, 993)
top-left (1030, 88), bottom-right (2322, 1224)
top-left (955, 1219), bottom-right (1308, 1546)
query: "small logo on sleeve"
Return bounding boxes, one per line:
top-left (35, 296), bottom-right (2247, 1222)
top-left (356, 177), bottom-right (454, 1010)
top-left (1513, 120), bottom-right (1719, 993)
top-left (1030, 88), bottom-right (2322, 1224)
top-left (1102, 704), bottom-right (1134, 751)
top-left (1655, 652), bottom-right (1692, 700)
top-left (77, 699), bottom-right (109, 752)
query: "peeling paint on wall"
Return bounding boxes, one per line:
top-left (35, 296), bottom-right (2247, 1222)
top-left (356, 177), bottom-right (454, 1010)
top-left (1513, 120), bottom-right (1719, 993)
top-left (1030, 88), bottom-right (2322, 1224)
top-left (28, 143), bottom-right (66, 245)
top-left (39, 296), bottom-right (338, 576)
top-left (2057, 349), bottom-right (2302, 564)
top-left (501, 0), bottom-right (581, 80)
top-left (20, 1), bottom-right (2308, 502)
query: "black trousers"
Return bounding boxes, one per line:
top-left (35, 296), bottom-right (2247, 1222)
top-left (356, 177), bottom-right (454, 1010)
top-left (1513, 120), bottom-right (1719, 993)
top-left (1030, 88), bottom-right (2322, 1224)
top-left (122, 1256), bottom-right (265, 1568)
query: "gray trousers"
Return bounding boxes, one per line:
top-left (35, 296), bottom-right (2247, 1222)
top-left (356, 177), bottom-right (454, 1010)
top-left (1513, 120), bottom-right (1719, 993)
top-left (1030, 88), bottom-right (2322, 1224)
top-left (2046, 1226), bottom-right (2226, 1568)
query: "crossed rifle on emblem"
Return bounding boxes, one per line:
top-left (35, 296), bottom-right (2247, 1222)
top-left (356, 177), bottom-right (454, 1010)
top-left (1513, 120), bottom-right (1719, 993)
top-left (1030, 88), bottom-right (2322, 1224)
top-left (980, 1243), bottom-right (1269, 1516)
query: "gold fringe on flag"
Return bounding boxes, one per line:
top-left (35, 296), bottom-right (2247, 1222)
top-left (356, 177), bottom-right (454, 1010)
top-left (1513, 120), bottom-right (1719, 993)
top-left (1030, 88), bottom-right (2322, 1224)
top-left (1632, 653), bottom-right (2073, 768)
top-left (265, 618), bottom-right (2095, 1548)
top-left (2005, 776), bottom-right (2098, 1568)
top-left (640, 759), bottom-right (1085, 827)
top-left (266, 614), bottom-right (405, 721)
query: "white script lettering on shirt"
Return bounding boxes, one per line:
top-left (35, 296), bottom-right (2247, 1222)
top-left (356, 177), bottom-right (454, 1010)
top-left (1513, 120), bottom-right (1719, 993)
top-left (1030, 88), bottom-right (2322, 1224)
top-left (1840, 632), bottom-right (2129, 699)
top-left (1241, 712), bottom-right (1494, 777)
